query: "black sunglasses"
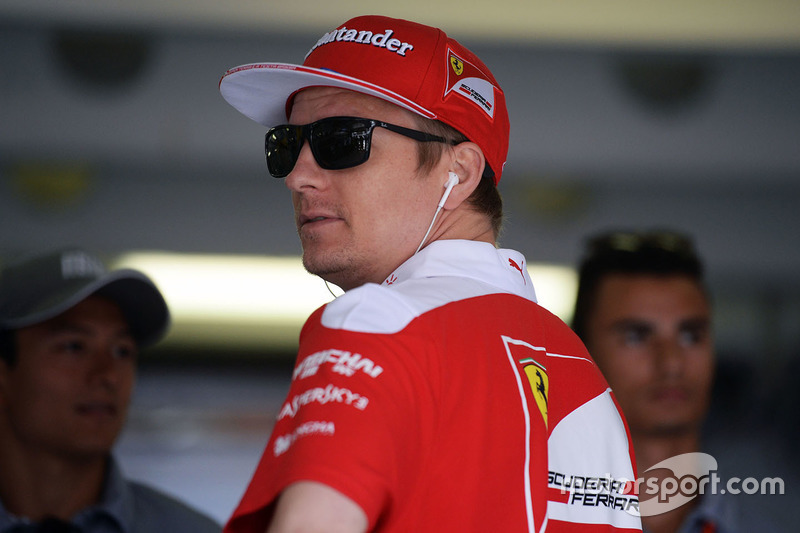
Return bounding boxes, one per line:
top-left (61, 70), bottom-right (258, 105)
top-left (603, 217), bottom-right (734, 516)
top-left (264, 116), bottom-right (456, 178)
top-left (588, 231), bottom-right (696, 257)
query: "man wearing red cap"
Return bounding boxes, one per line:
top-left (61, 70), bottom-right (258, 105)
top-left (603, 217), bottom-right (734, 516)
top-left (220, 16), bottom-right (641, 533)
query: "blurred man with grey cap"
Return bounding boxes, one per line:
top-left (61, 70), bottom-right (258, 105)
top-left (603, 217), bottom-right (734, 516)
top-left (0, 248), bottom-right (220, 533)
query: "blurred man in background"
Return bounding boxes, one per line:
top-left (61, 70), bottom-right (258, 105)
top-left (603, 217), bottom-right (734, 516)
top-left (0, 248), bottom-right (220, 533)
top-left (573, 230), bottom-right (744, 533)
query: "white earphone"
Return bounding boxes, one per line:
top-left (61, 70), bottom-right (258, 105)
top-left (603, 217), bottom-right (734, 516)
top-left (416, 172), bottom-right (460, 255)
top-left (438, 171), bottom-right (460, 208)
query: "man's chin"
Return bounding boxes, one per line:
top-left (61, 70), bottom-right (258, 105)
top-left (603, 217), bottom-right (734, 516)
top-left (303, 255), bottom-right (348, 286)
top-left (639, 418), bottom-right (700, 438)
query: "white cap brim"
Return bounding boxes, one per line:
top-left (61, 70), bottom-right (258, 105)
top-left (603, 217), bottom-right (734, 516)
top-left (219, 63), bottom-right (437, 128)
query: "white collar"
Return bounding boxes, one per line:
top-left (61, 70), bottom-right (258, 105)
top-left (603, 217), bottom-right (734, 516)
top-left (382, 239), bottom-right (537, 303)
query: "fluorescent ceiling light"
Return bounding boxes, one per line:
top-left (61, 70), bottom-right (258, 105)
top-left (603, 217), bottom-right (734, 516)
top-left (529, 263), bottom-right (577, 323)
top-left (2, 0), bottom-right (799, 49)
top-left (113, 252), bottom-right (577, 352)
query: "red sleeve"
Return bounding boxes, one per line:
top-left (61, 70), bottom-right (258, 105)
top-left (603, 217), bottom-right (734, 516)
top-left (225, 307), bottom-right (437, 532)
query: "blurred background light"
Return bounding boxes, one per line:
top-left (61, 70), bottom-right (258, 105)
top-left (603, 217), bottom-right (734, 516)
top-left (113, 251), bottom-right (577, 352)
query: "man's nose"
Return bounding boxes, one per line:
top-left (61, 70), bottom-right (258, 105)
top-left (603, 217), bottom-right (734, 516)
top-left (88, 347), bottom-right (122, 388)
top-left (285, 143), bottom-right (326, 192)
top-left (655, 340), bottom-right (685, 377)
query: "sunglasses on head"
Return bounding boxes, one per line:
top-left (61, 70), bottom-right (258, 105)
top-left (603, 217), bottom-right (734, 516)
top-left (589, 231), bottom-right (696, 257)
top-left (264, 116), bottom-right (457, 178)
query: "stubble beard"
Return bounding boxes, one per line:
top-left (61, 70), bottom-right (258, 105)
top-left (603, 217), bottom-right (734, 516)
top-left (300, 232), bottom-right (362, 290)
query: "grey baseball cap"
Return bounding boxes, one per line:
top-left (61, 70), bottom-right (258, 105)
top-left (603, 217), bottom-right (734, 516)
top-left (0, 248), bottom-right (170, 348)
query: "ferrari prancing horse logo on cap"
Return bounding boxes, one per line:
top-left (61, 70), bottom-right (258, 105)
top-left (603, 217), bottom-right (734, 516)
top-left (444, 49), bottom-right (496, 119)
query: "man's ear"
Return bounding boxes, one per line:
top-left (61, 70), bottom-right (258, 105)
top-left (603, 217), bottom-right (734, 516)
top-left (442, 141), bottom-right (485, 210)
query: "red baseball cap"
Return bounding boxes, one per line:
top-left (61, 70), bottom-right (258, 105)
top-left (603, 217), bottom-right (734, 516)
top-left (219, 15), bottom-right (509, 184)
